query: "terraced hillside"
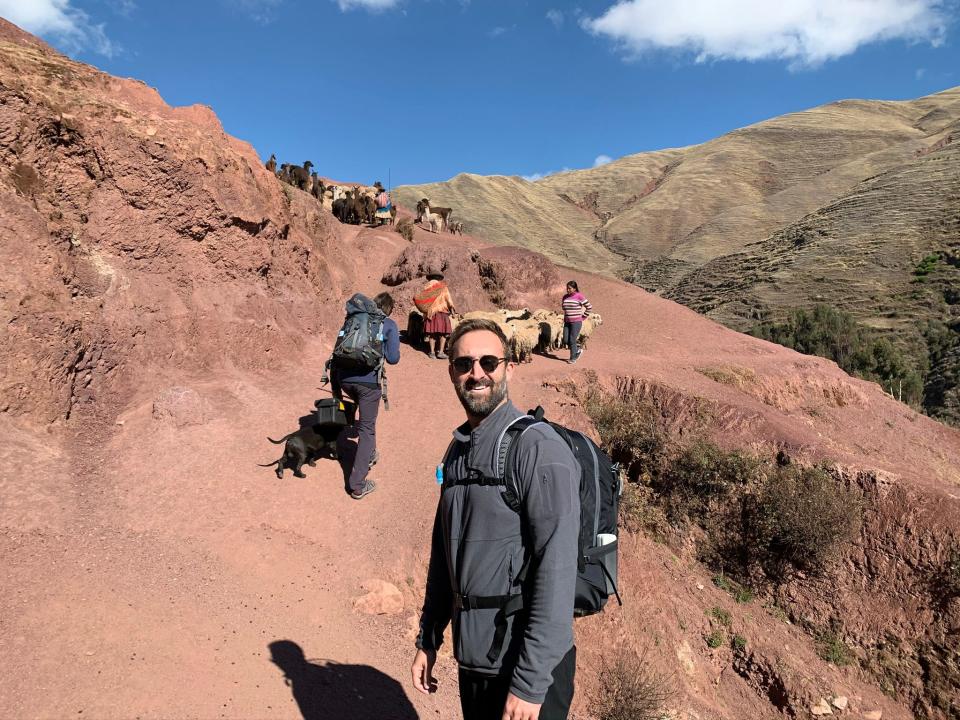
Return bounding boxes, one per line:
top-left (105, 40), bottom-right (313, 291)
top-left (398, 88), bottom-right (960, 284)
top-left (397, 87), bottom-right (960, 422)
top-left (667, 134), bottom-right (960, 423)
top-left (393, 172), bottom-right (627, 276)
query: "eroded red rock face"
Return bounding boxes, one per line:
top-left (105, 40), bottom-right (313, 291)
top-left (0, 28), bottom-right (357, 424)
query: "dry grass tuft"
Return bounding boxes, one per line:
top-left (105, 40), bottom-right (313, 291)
top-left (395, 218), bottom-right (414, 242)
top-left (594, 650), bottom-right (675, 720)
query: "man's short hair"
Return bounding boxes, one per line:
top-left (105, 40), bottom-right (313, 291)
top-left (448, 318), bottom-right (509, 359)
top-left (374, 292), bottom-right (394, 317)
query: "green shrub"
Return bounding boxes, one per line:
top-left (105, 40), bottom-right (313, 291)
top-left (594, 651), bottom-right (675, 720)
top-left (654, 441), bottom-right (762, 524)
top-left (576, 384), bottom-right (862, 583)
top-left (750, 305), bottom-right (925, 406)
top-left (577, 373), bottom-right (672, 480)
top-left (709, 607), bottom-right (732, 627)
top-left (712, 574), bottom-right (753, 603)
top-left (619, 481), bottom-right (669, 538)
top-left (732, 634), bottom-right (747, 651)
top-left (747, 465), bottom-right (862, 579)
top-left (816, 630), bottom-right (854, 666)
top-left (914, 253), bottom-right (940, 277)
top-left (706, 630), bottom-right (725, 648)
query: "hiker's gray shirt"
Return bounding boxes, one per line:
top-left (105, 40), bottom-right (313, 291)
top-left (417, 401), bottom-right (580, 704)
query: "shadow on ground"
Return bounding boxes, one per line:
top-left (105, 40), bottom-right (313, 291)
top-left (268, 640), bottom-right (419, 719)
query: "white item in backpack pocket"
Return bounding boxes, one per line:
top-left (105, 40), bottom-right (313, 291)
top-left (596, 533), bottom-right (618, 597)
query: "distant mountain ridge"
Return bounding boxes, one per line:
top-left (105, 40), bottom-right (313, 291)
top-left (396, 87), bottom-right (960, 422)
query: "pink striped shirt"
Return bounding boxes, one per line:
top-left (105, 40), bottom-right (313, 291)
top-left (561, 292), bottom-right (592, 323)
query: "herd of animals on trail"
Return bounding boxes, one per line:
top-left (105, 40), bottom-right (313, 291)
top-left (258, 152), bottom-right (604, 485)
top-left (265, 154), bottom-right (465, 234)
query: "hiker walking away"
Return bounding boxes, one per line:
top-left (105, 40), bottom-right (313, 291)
top-left (415, 270), bottom-right (456, 359)
top-left (411, 319), bottom-right (580, 719)
top-left (561, 281), bottom-right (593, 365)
top-left (329, 291), bottom-right (400, 500)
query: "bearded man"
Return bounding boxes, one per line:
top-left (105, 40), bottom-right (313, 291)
top-left (410, 319), bottom-right (581, 720)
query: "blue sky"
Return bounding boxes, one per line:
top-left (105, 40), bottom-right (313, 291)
top-left (3, 0), bottom-right (958, 186)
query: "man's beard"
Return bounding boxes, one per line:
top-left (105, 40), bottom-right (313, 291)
top-left (455, 373), bottom-right (508, 418)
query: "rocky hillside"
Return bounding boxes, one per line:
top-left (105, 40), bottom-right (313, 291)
top-left (2, 18), bottom-right (960, 720)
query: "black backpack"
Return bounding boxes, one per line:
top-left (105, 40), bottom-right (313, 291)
top-left (441, 406), bottom-right (623, 662)
top-left (331, 293), bottom-right (385, 370)
top-left (499, 407), bottom-right (623, 616)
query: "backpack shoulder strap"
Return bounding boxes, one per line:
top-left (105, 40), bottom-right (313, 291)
top-left (500, 407), bottom-right (550, 513)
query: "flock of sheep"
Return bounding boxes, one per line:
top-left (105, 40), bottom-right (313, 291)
top-left (408, 307), bottom-right (603, 363)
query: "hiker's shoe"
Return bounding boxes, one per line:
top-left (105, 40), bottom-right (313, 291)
top-left (567, 358), bottom-right (578, 364)
top-left (436, 352), bottom-right (448, 359)
top-left (350, 480), bottom-right (377, 500)
top-left (368, 450), bottom-right (380, 469)
top-left (428, 352), bottom-right (436, 359)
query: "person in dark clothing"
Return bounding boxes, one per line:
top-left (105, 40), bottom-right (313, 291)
top-left (332, 291), bottom-right (400, 500)
top-left (410, 319), bottom-right (581, 720)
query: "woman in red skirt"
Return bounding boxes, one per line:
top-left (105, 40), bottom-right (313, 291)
top-left (417, 271), bottom-right (456, 359)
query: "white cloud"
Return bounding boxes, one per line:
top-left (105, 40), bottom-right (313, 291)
top-left (547, 9), bottom-right (564, 29)
top-left (489, 25), bottom-right (514, 37)
top-left (593, 154), bottom-right (613, 167)
top-left (582, 0), bottom-right (948, 68)
top-left (916, 67), bottom-right (927, 79)
top-left (0, 0), bottom-right (117, 56)
top-left (336, 0), bottom-right (399, 11)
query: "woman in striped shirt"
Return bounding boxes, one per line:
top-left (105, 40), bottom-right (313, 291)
top-left (561, 280), bottom-right (593, 364)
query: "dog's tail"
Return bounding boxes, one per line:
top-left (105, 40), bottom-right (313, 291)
top-left (267, 432), bottom-right (295, 445)
top-left (257, 457), bottom-right (282, 467)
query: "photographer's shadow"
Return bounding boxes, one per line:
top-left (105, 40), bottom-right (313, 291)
top-left (268, 640), bottom-right (419, 720)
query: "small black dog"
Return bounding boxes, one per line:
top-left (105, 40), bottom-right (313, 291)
top-left (259, 424), bottom-right (341, 479)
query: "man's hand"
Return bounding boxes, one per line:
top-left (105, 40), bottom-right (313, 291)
top-left (410, 649), bottom-right (438, 695)
top-left (501, 692), bottom-right (541, 720)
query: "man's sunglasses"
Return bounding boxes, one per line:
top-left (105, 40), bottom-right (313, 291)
top-left (450, 355), bottom-right (508, 374)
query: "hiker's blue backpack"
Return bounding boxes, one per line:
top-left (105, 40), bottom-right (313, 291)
top-left (331, 293), bottom-right (385, 370)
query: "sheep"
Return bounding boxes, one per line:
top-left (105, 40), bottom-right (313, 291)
top-left (576, 313), bottom-right (603, 350)
top-left (449, 221), bottom-right (464, 235)
top-left (532, 309), bottom-right (564, 350)
top-left (505, 318), bottom-right (542, 363)
top-left (265, 153), bottom-right (277, 173)
top-left (458, 311), bottom-right (515, 345)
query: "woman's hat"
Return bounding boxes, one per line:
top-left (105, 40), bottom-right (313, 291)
top-left (426, 271), bottom-right (444, 281)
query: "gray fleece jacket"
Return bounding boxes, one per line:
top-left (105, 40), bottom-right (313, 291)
top-left (417, 401), bottom-right (580, 703)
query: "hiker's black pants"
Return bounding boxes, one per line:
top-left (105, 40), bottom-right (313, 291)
top-left (458, 646), bottom-right (576, 720)
top-left (339, 382), bottom-right (381, 494)
top-left (563, 322), bottom-right (581, 361)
